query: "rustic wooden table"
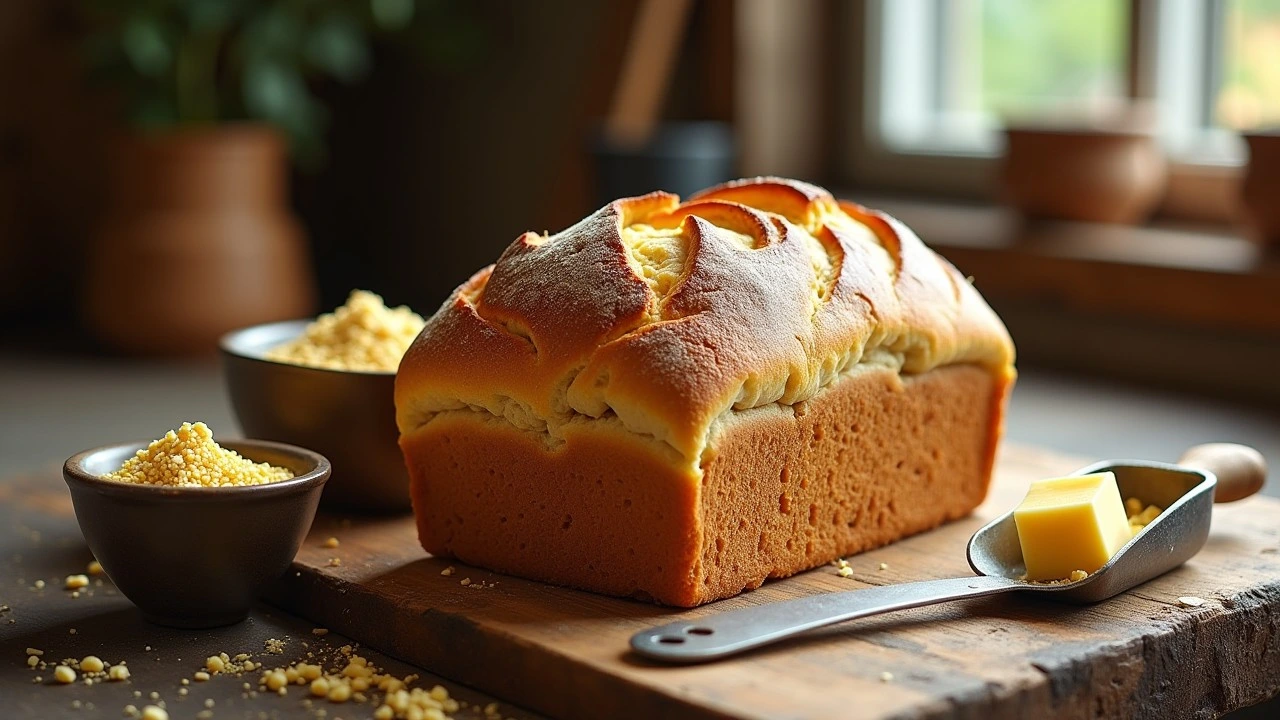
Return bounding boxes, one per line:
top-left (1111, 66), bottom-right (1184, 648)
top-left (4, 353), bottom-right (1279, 719)
top-left (0, 466), bottom-right (542, 720)
top-left (269, 444), bottom-right (1280, 720)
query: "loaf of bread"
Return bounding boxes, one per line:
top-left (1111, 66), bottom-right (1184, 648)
top-left (396, 177), bottom-right (1015, 606)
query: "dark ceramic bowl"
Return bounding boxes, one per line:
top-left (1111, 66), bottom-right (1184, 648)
top-left (63, 439), bottom-right (330, 628)
top-left (220, 320), bottom-right (410, 513)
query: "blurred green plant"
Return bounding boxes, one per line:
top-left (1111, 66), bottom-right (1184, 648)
top-left (979, 0), bottom-right (1125, 117)
top-left (1218, 0), bottom-right (1280, 130)
top-left (83, 0), bottom-right (482, 164)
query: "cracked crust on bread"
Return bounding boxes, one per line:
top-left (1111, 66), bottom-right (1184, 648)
top-left (396, 176), bottom-right (1016, 605)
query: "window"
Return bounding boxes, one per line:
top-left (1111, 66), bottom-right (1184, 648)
top-left (858, 0), bottom-right (1280, 183)
top-left (1214, 0), bottom-right (1280, 130)
top-left (878, 0), bottom-right (1128, 154)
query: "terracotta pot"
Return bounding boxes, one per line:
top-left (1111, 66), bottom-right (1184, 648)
top-left (1241, 132), bottom-right (1280, 250)
top-left (1001, 127), bottom-right (1167, 225)
top-left (84, 126), bottom-right (316, 355)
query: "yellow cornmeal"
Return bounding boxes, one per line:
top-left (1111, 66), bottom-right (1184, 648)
top-left (1126, 496), bottom-right (1163, 533)
top-left (105, 422), bottom-right (293, 487)
top-left (265, 290), bottom-right (425, 372)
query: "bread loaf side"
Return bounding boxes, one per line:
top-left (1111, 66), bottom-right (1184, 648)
top-left (396, 177), bottom-right (1015, 605)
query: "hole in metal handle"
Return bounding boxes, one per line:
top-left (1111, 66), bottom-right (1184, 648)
top-left (658, 636), bottom-right (685, 644)
top-left (687, 627), bottom-right (714, 635)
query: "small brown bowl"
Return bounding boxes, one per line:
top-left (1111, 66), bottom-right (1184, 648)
top-left (1242, 131), bottom-right (1280, 251)
top-left (63, 439), bottom-right (330, 628)
top-left (220, 320), bottom-right (411, 513)
top-left (1001, 125), bottom-right (1167, 224)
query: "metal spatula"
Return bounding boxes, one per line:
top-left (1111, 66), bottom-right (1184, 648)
top-left (631, 443), bottom-right (1266, 663)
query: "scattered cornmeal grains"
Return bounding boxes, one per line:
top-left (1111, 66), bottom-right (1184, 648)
top-left (265, 638), bottom-right (286, 654)
top-left (54, 665), bottom-right (76, 683)
top-left (80, 655), bottom-right (105, 673)
top-left (87, 560), bottom-right (103, 576)
top-left (440, 566), bottom-right (455, 577)
top-left (140, 705), bottom-right (168, 720)
top-left (1126, 497), bottom-right (1163, 535)
top-left (880, 671), bottom-right (894, 683)
top-left (1022, 570), bottom-right (1090, 585)
top-left (1179, 596), bottom-right (1206, 607)
top-left (264, 290), bottom-right (426, 372)
top-left (878, 562), bottom-right (889, 571)
top-left (109, 664), bottom-right (130, 681)
top-left (65, 574), bottom-right (89, 590)
top-left (104, 422), bottom-right (293, 487)
top-left (252, 645), bottom-right (459, 719)
top-left (323, 537), bottom-right (340, 549)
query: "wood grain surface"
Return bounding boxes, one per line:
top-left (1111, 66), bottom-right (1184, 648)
top-left (0, 467), bottom-right (543, 720)
top-left (265, 443), bottom-right (1280, 720)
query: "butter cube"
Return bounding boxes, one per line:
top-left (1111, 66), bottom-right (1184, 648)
top-left (1013, 472), bottom-right (1132, 581)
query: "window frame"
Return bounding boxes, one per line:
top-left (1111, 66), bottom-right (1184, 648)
top-left (839, 0), bottom-right (1246, 220)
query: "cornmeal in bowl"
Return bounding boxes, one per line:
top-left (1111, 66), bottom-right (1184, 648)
top-left (106, 422), bottom-right (293, 487)
top-left (266, 290), bottom-right (425, 372)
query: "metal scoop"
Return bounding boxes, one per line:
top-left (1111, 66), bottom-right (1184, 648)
top-left (631, 443), bottom-right (1266, 663)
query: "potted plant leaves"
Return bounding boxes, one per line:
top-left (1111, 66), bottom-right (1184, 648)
top-left (78, 0), bottom-right (464, 354)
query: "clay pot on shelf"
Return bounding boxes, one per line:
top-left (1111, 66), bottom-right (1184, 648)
top-left (1240, 131), bottom-right (1280, 251)
top-left (84, 126), bottom-right (315, 355)
top-left (1000, 126), bottom-right (1168, 225)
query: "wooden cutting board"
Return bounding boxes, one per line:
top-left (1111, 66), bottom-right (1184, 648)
top-left (265, 443), bottom-right (1280, 720)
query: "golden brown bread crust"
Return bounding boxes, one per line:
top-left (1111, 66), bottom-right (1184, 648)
top-left (395, 177), bottom-right (1013, 463)
top-left (395, 176), bottom-right (1016, 605)
top-left (403, 364), bottom-right (1006, 606)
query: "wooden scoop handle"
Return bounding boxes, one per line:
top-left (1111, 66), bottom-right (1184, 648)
top-left (1178, 443), bottom-right (1267, 502)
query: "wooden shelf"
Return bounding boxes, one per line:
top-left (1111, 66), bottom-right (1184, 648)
top-left (854, 196), bottom-right (1280, 402)
top-left (864, 197), bottom-right (1280, 334)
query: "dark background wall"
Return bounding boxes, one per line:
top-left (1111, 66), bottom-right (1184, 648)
top-left (0, 0), bottom-right (734, 339)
